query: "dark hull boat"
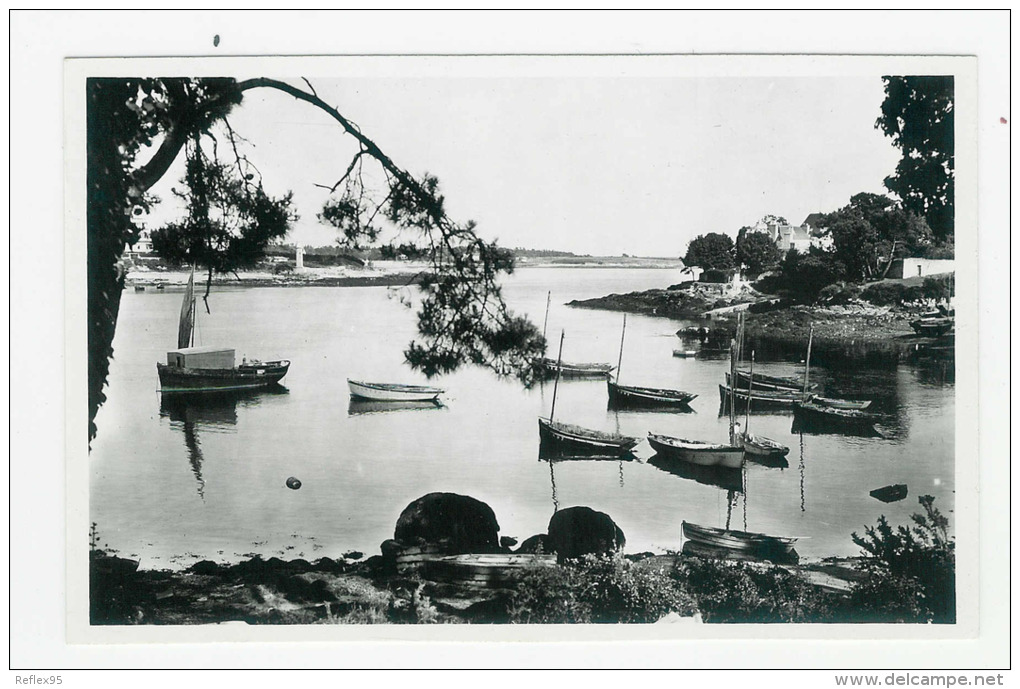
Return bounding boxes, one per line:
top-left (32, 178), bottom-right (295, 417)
top-left (793, 400), bottom-right (880, 431)
top-left (870, 484), bottom-right (908, 503)
top-left (732, 369), bottom-right (816, 392)
top-left (538, 418), bottom-right (639, 457)
top-left (158, 270), bottom-right (290, 393)
top-left (157, 359), bottom-right (290, 392)
top-left (607, 379), bottom-right (697, 409)
top-left (532, 357), bottom-right (614, 378)
top-left (811, 395), bottom-right (872, 411)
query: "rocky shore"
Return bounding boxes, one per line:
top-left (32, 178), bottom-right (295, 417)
top-left (91, 492), bottom-right (866, 626)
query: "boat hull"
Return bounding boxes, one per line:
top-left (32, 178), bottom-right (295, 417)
top-left (157, 361), bottom-right (290, 392)
top-left (607, 381), bottom-right (697, 408)
top-left (732, 369), bottom-right (815, 392)
top-left (538, 418), bottom-right (639, 457)
top-left (737, 432), bottom-right (790, 457)
top-left (794, 400), bottom-right (879, 427)
top-left (646, 433), bottom-right (744, 469)
top-left (719, 383), bottom-right (804, 407)
top-left (532, 357), bottom-right (614, 378)
top-left (682, 521), bottom-right (797, 557)
top-left (910, 318), bottom-right (954, 337)
top-left (811, 395), bottom-right (872, 411)
top-left (347, 379), bottom-right (444, 402)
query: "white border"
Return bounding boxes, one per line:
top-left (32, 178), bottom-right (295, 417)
top-left (10, 9), bottom-right (1010, 670)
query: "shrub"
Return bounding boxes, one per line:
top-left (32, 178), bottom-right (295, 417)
top-left (850, 495), bottom-right (955, 623)
top-left (818, 282), bottom-right (862, 305)
top-left (506, 554), bottom-right (697, 624)
top-left (861, 282), bottom-right (908, 306)
top-left (676, 557), bottom-right (839, 623)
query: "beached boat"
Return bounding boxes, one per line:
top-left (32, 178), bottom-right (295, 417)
top-left (647, 433), bottom-right (744, 469)
top-left (608, 380), bottom-right (697, 408)
top-left (157, 270), bottom-right (290, 392)
top-left (532, 357), bottom-right (614, 378)
top-left (425, 553), bottom-right (557, 589)
top-left (347, 379), bottom-right (444, 402)
top-left (910, 317), bottom-right (954, 337)
top-left (682, 521), bottom-right (798, 557)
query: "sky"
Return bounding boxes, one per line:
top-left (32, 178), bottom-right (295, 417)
top-left (144, 75), bottom-right (903, 258)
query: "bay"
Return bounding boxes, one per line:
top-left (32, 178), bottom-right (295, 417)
top-left (89, 267), bottom-right (955, 568)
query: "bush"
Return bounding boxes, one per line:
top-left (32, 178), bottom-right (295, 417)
top-left (818, 282), bottom-right (862, 305)
top-left (850, 495), bottom-right (955, 623)
top-left (676, 558), bottom-right (839, 623)
top-left (506, 554), bottom-right (697, 624)
top-left (861, 282), bottom-right (907, 306)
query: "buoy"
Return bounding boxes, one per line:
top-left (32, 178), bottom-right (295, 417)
top-left (286, 477), bottom-right (302, 490)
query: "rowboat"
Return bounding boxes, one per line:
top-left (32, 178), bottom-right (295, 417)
top-left (347, 379), bottom-right (444, 402)
top-left (672, 349), bottom-right (697, 358)
top-left (719, 383), bottom-right (805, 407)
top-left (737, 430), bottom-right (790, 457)
top-left (810, 395), bottom-right (872, 411)
top-left (425, 553), bottom-right (558, 589)
top-left (607, 380), bottom-right (697, 408)
top-left (732, 369), bottom-right (816, 392)
top-left (682, 521), bottom-right (798, 557)
top-left (870, 484), bottom-right (908, 503)
top-left (539, 418), bottom-right (639, 456)
top-left (910, 317), bottom-right (954, 337)
top-left (647, 433), bottom-right (744, 469)
top-left (793, 399), bottom-right (880, 427)
top-left (532, 357), bottom-right (614, 378)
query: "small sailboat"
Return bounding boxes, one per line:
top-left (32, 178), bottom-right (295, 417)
top-left (791, 327), bottom-right (880, 430)
top-left (608, 314), bottom-right (697, 408)
top-left (646, 433), bottom-right (744, 469)
top-left (531, 292), bottom-right (615, 378)
top-left (735, 351), bottom-right (790, 459)
top-left (157, 269), bottom-right (290, 392)
top-left (538, 331), bottom-right (639, 457)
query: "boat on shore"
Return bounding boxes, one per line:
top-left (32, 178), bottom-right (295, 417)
top-left (681, 521), bottom-right (799, 561)
top-left (347, 379), bottom-right (444, 402)
top-left (647, 433), bottom-right (744, 469)
top-left (910, 317), bottom-right (954, 337)
top-left (157, 270), bottom-right (290, 393)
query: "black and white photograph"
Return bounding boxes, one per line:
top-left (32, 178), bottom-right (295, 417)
top-left (10, 9), bottom-right (1010, 674)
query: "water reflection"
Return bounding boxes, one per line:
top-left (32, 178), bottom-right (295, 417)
top-left (347, 399), bottom-right (446, 416)
top-left (540, 455), bottom-right (632, 513)
top-left (646, 454), bottom-right (743, 492)
top-left (158, 387), bottom-right (290, 497)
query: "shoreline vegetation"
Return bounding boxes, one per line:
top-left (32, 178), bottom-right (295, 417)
top-left (91, 492), bottom-right (954, 626)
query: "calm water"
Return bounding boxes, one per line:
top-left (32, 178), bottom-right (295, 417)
top-left (90, 268), bottom-right (955, 568)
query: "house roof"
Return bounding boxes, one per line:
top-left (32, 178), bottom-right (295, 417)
top-left (802, 213), bottom-right (827, 234)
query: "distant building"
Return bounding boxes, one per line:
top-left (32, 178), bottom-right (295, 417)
top-left (752, 214), bottom-right (833, 254)
top-left (886, 258), bottom-right (955, 279)
top-left (125, 228), bottom-right (154, 256)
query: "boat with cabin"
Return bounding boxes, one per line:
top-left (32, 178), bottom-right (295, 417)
top-left (157, 270), bottom-right (290, 392)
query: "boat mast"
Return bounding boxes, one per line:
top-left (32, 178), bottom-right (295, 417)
top-left (616, 313), bottom-right (627, 382)
top-left (541, 290), bottom-right (551, 341)
top-left (744, 350), bottom-right (755, 434)
top-left (549, 330), bottom-right (565, 423)
top-left (189, 265), bottom-right (197, 347)
top-left (803, 324), bottom-right (814, 397)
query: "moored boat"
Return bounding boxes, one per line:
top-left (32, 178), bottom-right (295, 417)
top-left (910, 317), bottom-right (954, 337)
top-left (347, 379), bottom-right (444, 402)
top-left (646, 433), bottom-right (744, 469)
top-left (157, 270), bottom-right (290, 393)
top-left (719, 383), bottom-right (805, 407)
top-left (810, 395), bottom-right (872, 411)
top-left (737, 431), bottom-right (790, 457)
top-left (793, 399), bottom-right (880, 427)
top-left (870, 484), bottom-right (908, 503)
top-left (732, 369), bottom-right (816, 392)
top-left (607, 379), bottom-right (697, 408)
top-left (532, 357), bottom-right (614, 378)
top-left (539, 418), bottom-right (639, 456)
top-left (672, 349), bottom-right (697, 358)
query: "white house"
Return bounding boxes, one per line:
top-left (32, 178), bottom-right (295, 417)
top-left (886, 258), bottom-right (955, 279)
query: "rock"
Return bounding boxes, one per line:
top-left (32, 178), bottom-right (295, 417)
top-left (499, 536), bottom-right (518, 551)
top-left (189, 560), bottom-right (222, 576)
top-left (547, 506), bottom-right (626, 562)
top-left (515, 534), bottom-right (551, 554)
top-left (343, 550), bottom-right (364, 561)
top-left (286, 477), bottom-right (302, 490)
top-left (393, 492), bottom-right (500, 554)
